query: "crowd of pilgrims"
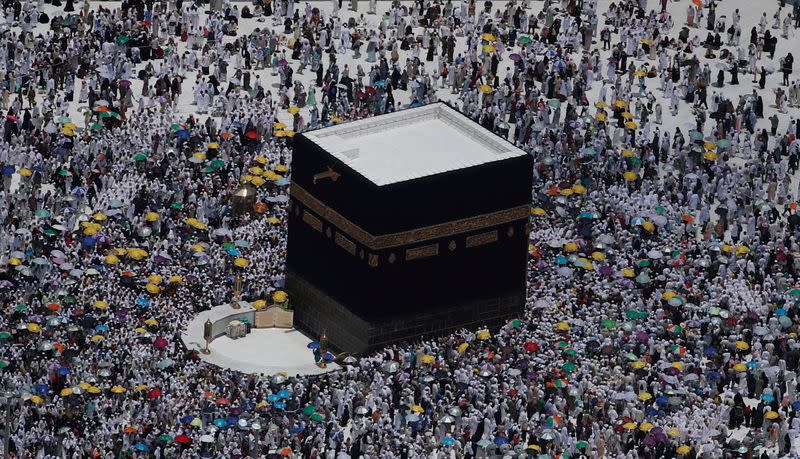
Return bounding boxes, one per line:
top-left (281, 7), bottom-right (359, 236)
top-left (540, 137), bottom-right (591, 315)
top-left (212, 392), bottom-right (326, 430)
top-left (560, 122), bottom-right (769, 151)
top-left (3, 0), bottom-right (800, 457)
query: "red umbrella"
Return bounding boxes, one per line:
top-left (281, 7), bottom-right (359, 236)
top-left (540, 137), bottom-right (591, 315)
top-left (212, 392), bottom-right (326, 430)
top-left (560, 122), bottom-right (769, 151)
top-left (147, 388), bottom-right (162, 399)
top-left (6, 114), bottom-right (18, 122)
top-left (46, 303), bottom-right (60, 311)
top-left (175, 435), bottom-right (191, 444)
top-left (244, 131), bottom-right (258, 140)
top-left (215, 397), bottom-right (230, 405)
top-left (153, 337), bottom-right (168, 348)
top-left (524, 342), bottom-right (539, 352)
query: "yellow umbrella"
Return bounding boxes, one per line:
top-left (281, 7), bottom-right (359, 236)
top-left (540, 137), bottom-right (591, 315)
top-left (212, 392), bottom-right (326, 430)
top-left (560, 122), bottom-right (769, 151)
top-left (87, 386), bottom-right (101, 394)
top-left (765, 411), bottom-right (779, 419)
top-left (735, 341), bottom-right (749, 350)
top-left (622, 149), bottom-right (635, 157)
top-left (61, 128), bottom-right (74, 136)
top-left (662, 290), bottom-right (677, 300)
top-left (572, 183), bottom-right (586, 194)
top-left (676, 445), bottom-right (691, 455)
top-left (639, 422), bottom-right (654, 431)
top-left (30, 395), bottom-right (43, 405)
top-left (92, 213), bottom-right (107, 221)
top-left (564, 242), bottom-right (578, 252)
top-left (633, 71), bottom-right (646, 77)
top-left (420, 354), bottom-right (434, 364)
top-left (622, 268), bottom-right (636, 278)
top-left (90, 334), bottom-right (105, 342)
top-left (19, 168), bottom-right (32, 177)
top-left (288, 106), bottom-right (301, 115)
top-left (594, 113), bottom-right (607, 121)
top-left (625, 121), bottom-right (638, 130)
top-left (457, 343), bottom-right (469, 353)
top-left (148, 274), bottom-right (163, 285)
top-left (27, 323), bottom-right (41, 333)
top-left (252, 299), bottom-right (267, 310)
top-left (621, 112), bottom-right (634, 119)
top-left (275, 164), bottom-right (289, 172)
top-left (476, 330), bottom-right (491, 340)
top-left (60, 388), bottom-right (73, 397)
top-left (614, 100), bottom-right (628, 108)
top-left (192, 151), bottom-right (207, 160)
top-left (623, 422), bottom-right (637, 430)
top-left (207, 142), bottom-right (220, 149)
top-left (640, 38), bottom-right (651, 44)
top-left (527, 444), bottom-right (542, 452)
top-left (642, 221), bottom-right (655, 232)
top-left (249, 166), bottom-right (264, 175)
top-left (144, 318), bottom-right (159, 326)
top-left (638, 392), bottom-right (652, 401)
top-left (671, 361), bottom-right (685, 371)
top-left (481, 33), bottom-right (495, 41)
top-left (274, 130), bottom-right (288, 138)
top-left (736, 246), bottom-right (750, 255)
top-left (630, 361), bottom-right (648, 369)
top-left (591, 251), bottom-right (606, 261)
top-left (115, 248), bottom-right (128, 256)
top-left (94, 300), bottom-right (108, 309)
top-left (272, 290), bottom-right (288, 302)
top-left (721, 244), bottom-right (732, 253)
top-left (145, 283), bottom-right (161, 294)
top-left (145, 212), bottom-right (159, 222)
top-left (266, 217), bottom-right (281, 224)
top-left (168, 275), bottom-right (183, 284)
top-left (254, 155), bottom-right (268, 165)
top-left (560, 188), bottom-right (573, 196)
top-left (531, 207), bottom-right (547, 216)
top-left (134, 327), bottom-right (146, 333)
top-left (110, 386), bottom-right (126, 394)
top-left (78, 382), bottom-right (92, 390)
top-left (482, 44), bottom-right (495, 53)
top-left (273, 122), bottom-right (287, 130)
top-left (128, 248), bottom-right (148, 260)
top-left (704, 141), bottom-right (717, 150)
top-left (555, 322), bottom-right (570, 331)
top-left (667, 428), bottom-right (681, 437)
top-left (595, 101), bottom-right (608, 108)
top-left (734, 363), bottom-right (747, 372)
top-left (703, 151), bottom-right (717, 161)
top-left (134, 384), bottom-right (148, 392)
top-left (8, 258), bottom-right (21, 266)
top-left (411, 405), bottom-right (424, 413)
top-left (479, 84), bottom-right (493, 94)
top-left (234, 258), bottom-right (249, 268)
top-left (283, 130), bottom-right (296, 138)
top-left (623, 171), bottom-right (638, 181)
top-left (191, 244), bottom-right (205, 252)
top-left (251, 176), bottom-right (266, 186)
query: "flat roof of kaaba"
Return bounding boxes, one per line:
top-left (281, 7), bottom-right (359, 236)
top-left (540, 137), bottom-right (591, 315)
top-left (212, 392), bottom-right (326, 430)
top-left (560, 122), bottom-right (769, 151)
top-left (301, 103), bottom-right (527, 186)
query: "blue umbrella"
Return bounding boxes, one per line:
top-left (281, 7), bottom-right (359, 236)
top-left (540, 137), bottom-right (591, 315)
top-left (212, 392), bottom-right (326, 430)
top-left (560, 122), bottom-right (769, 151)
top-left (136, 297), bottom-right (150, 308)
top-left (774, 308), bottom-right (787, 316)
top-left (494, 437), bottom-right (509, 445)
top-left (290, 426), bottom-right (303, 434)
top-left (1, 165), bottom-right (14, 175)
top-left (134, 443), bottom-right (149, 452)
top-left (213, 418), bottom-right (228, 428)
top-left (441, 437), bottom-right (456, 446)
top-left (267, 394), bottom-right (280, 402)
top-left (656, 396), bottom-right (669, 406)
top-left (579, 211), bottom-right (593, 219)
top-left (307, 342), bottom-right (320, 350)
top-left (56, 367), bottom-right (70, 376)
top-left (176, 130), bottom-right (189, 139)
top-left (793, 401), bottom-right (800, 410)
top-left (477, 439), bottom-right (492, 448)
top-left (761, 393), bottom-right (774, 402)
top-left (644, 407), bottom-right (660, 416)
top-left (36, 384), bottom-right (50, 394)
top-left (95, 325), bottom-right (109, 332)
top-left (180, 416), bottom-right (195, 424)
top-left (555, 256), bottom-right (568, 265)
top-left (226, 247), bottom-right (241, 257)
top-left (277, 389), bottom-right (291, 399)
top-left (374, 80), bottom-right (386, 87)
top-left (81, 237), bottom-right (97, 246)
top-left (275, 178), bottom-right (290, 186)
top-left (226, 416), bottom-right (239, 425)
top-left (704, 347), bottom-right (717, 356)
top-left (706, 371), bottom-right (721, 380)
top-left (274, 401), bottom-right (286, 409)
top-left (322, 352), bottom-right (334, 362)
top-left (746, 361), bottom-right (760, 368)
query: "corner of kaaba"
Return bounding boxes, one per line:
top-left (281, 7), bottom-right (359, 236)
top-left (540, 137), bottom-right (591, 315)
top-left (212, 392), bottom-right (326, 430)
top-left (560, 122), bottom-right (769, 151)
top-left (286, 102), bottom-right (534, 354)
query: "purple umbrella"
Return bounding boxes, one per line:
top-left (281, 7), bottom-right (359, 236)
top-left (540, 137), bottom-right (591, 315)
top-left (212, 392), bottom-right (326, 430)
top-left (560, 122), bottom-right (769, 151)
top-left (636, 331), bottom-right (649, 343)
top-left (516, 359), bottom-right (529, 369)
top-left (509, 53), bottom-right (522, 61)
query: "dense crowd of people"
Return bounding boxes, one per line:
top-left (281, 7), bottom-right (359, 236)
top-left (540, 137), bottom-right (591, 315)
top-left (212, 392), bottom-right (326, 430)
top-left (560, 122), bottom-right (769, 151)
top-left (1, 0), bottom-right (800, 457)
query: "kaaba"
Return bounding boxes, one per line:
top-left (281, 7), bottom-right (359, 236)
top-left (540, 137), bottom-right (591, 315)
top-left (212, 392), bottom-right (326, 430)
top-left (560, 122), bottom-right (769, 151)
top-left (286, 102), bottom-right (534, 353)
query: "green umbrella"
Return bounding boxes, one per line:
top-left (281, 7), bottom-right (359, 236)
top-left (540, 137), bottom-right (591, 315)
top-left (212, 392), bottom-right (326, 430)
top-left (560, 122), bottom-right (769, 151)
top-left (509, 319), bottom-right (523, 328)
top-left (158, 434), bottom-right (172, 442)
top-left (518, 36), bottom-right (532, 44)
top-left (563, 348), bottom-right (577, 356)
top-left (15, 305), bottom-right (27, 311)
top-left (310, 413), bottom-right (324, 421)
top-left (133, 153), bottom-right (148, 161)
top-left (562, 362), bottom-right (576, 372)
top-left (116, 36), bottom-right (130, 44)
top-left (170, 123), bottom-right (184, 131)
top-left (58, 116), bottom-right (71, 124)
top-left (108, 111), bottom-right (121, 119)
top-left (209, 159), bottom-right (224, 169)
top-left (91, 123), bottom-right (104, 130)
top-left (58, 169), bottom-right (69, 176)
top-left (63, 295), bottom-right (76, 304)
top-left (0, 332), bottom-right (11, 339)
top-left (221, 242), bottom-right (235, 249)
top-left (654, 205), bottom-right (666, 214)
top-left (637, 259), bottom-right (651, 267)
top-left (671, 325), bottom-right (683, 334)
top-left (35, 209), bottom-right (50, 218)
top-left (171, 202), bottom-right (183, 210)
top-left (202, 166), bottom-right (215, 173)
top-left (624, 352), bottom-right (638, 361)
top-left (557, 341), bottom-right (569, 348)
top-left (98, 111), bottom-right (113, 118)
top-left (601, 319), bottom-right (617, 329)
top-left (787, 288), bottom-right (800, 296)
top-left (43, 229), bottom-right (57, 236)
top-left (576, 441), bottom-right (589, 449)
top-left (0, 360), bottom-right (9, 368)
top-left (689, 131), bottom-right (704, 141)
top-left (303, 405), bottom-right (317, 416)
